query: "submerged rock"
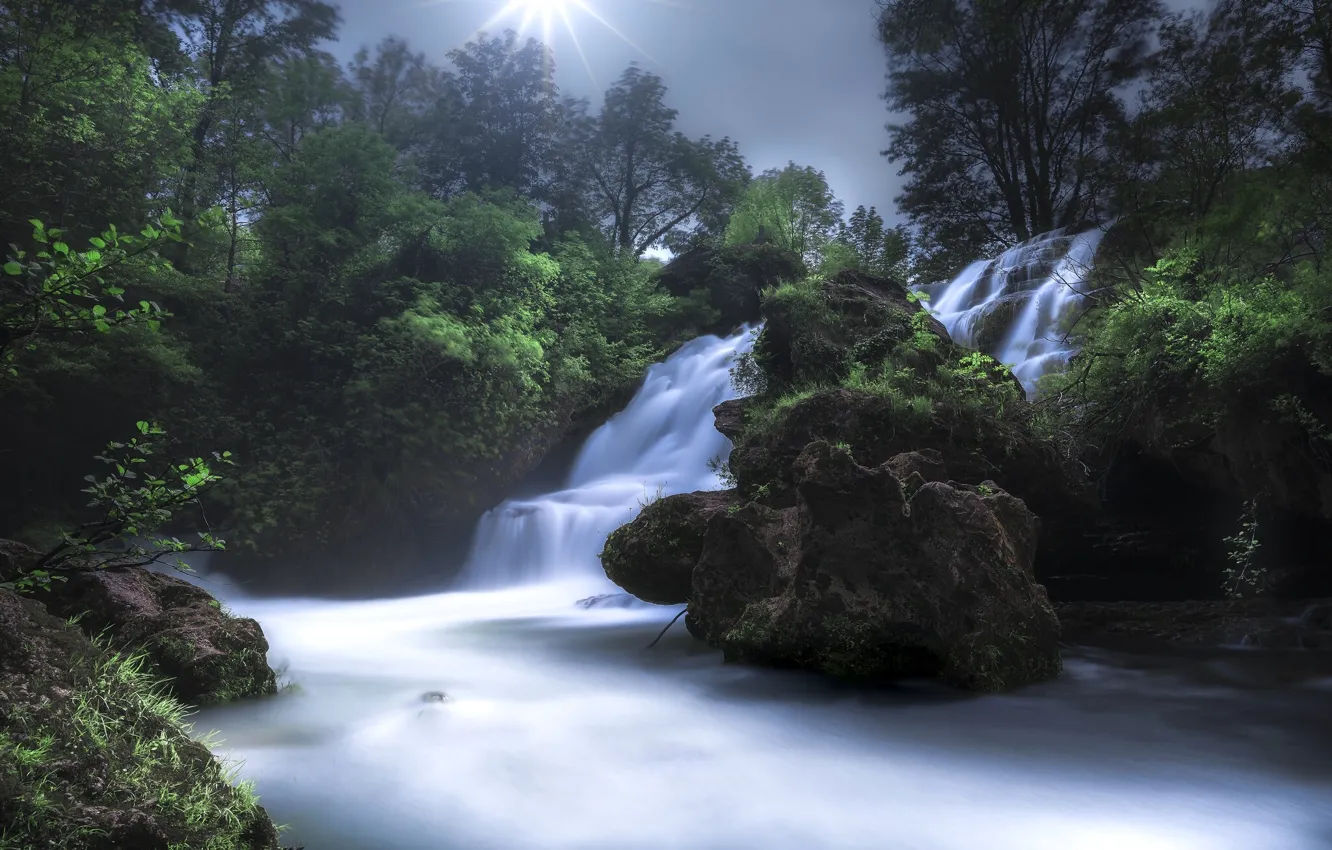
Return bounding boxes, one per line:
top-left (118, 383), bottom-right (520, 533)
top-left (36, 563), bottom-right (277, 706)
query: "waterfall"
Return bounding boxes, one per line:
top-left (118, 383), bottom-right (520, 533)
top-left (922, 226), bottom-right (1106, 395)
top-left (457, 326), bottom-right (756, 589)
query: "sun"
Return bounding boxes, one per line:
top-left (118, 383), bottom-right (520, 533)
top-left (472, 0), bottom-right (656, 83)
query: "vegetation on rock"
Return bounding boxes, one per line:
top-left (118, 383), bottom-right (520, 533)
top-left (0, 589), bottom-right (282, 850)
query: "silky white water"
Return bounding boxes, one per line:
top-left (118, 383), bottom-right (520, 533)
top-left (924, 226), bottom-right (1106, 394)
top-left (457, 328), bottom-right (754, 589)
top-left (195, 323), bottom-right (1332, 850)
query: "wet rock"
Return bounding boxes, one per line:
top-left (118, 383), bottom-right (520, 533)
top-left (680, 444), bottom-right (1062, 691)
top-left (38, 566), bottom-right (277, 705)
top-left (1301, 603), bottom-right (1332, 631)
top-left (600, 490), bottom-right (736, 605)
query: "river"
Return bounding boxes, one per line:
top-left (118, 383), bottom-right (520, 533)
top-left (195, 321), bottom-right (1332, 850)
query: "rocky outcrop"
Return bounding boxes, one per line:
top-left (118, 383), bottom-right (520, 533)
top-left (1056, 598), bottom-right (1332, 648)
top-left (603, 445), bottom-right (1063, 691)
top-left (3, 540), bottom-right (277, 705)
top-left (719, 388), bottom-right (1086, 526)
top-left (0, 588), bottom-right (282, 849)
top-left (600, 491), bottom-right (735, 605)
top-left (39, 566), bottom-right (278, 705)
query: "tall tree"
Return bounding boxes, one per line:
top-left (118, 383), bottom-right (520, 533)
top-left (161, 0), bottom-right (339, 241)
top-left (347, 36), bottom-right (445, 151)
top-left (0, 0), bottom-right (198, 247)
top-left (836, 204), bottom-right (913, 279)
top-left (566, 65), bottom-right (749, 257)
top-left (416, 31), bottom-right (562, 198)
top-left (724, 162), bottom-right (844, 265)
top-left (876, 0), bottom-right (1160, 273)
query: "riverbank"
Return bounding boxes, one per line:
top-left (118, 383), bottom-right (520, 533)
top-left (0, 541), bottom-right (288, 849)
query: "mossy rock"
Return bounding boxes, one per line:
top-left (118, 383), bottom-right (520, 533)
top-left (0, 588), bottom-right (282, 849)
top-left (600, 491), bottom-right (736, 605)
top-left (656, 243), bottom-right (805, 335)
top-left (689, 443), bottom-right (1064, 692)
top-left (35, 563), bottom-right (278, 706)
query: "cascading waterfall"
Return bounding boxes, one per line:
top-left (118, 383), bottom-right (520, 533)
top-left (922, 226), bottom-right (1106, 394)
top-left (456, 326), bottom-right (756, 589)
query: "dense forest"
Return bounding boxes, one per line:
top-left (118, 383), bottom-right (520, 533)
top-left (2, 0), bottom-right (1330, 597)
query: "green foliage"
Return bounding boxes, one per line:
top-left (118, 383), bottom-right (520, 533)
top-left (827, 205), bottom-right (912, 280)
top-left (2, 423), bottom-right (231, 592)
top-left (1, 217), bottom-right (182, 373)
top-left (724, 162), bottom-right (843, 266)
top-left (0, 3), bottom-right (756, 566)
top-left (0, 646), bottom-right (276, 850)
top-left (1221, 499), bottom-right (1264, 598)
top-left (1046, 241), bottom-right (1332, 444)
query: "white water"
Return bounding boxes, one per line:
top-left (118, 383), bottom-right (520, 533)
top-left (458, 327), bottom-right (754, 589)
top-left (924, 226), bottom-right (1105, 394)
top-left (195, 317), bottom-right (1332, 850)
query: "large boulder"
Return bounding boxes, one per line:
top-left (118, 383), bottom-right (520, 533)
top-left (600, 491), bottom-right (735, 605)
top-left (613, 444), bottom-right (1062, 691)
top-left (34, 562), bottom-right (277, 706)
top-left (719, 387), bottom-right (1089, 529)
top-left (0, 588), bottom-right (282, 849)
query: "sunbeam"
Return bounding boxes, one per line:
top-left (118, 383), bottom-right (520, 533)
top-left (421, 0), bottom-right (667, 78)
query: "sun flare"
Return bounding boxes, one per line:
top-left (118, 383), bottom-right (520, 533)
top-left (469, 0), bottom-right (656, 83)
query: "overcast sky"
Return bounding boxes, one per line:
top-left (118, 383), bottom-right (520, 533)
top-left (327, 0), bottom-right (900, 222)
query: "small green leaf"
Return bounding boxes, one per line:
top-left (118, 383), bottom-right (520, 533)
top-left (53, 242), bottom-right (69, 255)
top-left (2, 261), bottom-right (20, 275)
top-left (89, 236), bottom-right (106, 249)
top-left (92, 304), bottom-right (106, 317)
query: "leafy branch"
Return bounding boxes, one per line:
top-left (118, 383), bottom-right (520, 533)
top-left (3, 422), bottom-right (234, 592)
top-left (0, 213), bottom-right (183, 374)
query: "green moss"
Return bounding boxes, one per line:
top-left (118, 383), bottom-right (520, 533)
top-left (0, 648), bottom-right (278, 849)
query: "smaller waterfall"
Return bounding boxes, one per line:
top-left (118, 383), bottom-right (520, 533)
top-left (922, 226), bottom-right (1106, 394)
top-left (457, 327), bottom-right (755, 589)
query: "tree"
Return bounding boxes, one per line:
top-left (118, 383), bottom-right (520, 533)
top-left (0, 0), bottom-right (201, 248)
top-left (414, 31), bottom-right (562, 199)
top-left (876, 0), bottom-right (1161, 273)
top-left (161, 0), bottom-right (340, 243)
top-left (566, 65), bottom-right (749, 257)
top-left (724, 162), bottom-right (844, 266)
top-left (347, 36), bottom-right (444, 150)
top-left (832, 204), bottom-right (913, 279)
top-left (1, 217), bottom-right (181, 372)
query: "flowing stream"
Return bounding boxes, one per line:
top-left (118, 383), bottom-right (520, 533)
top-left (198, 315), bottom-right (1332, 850)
